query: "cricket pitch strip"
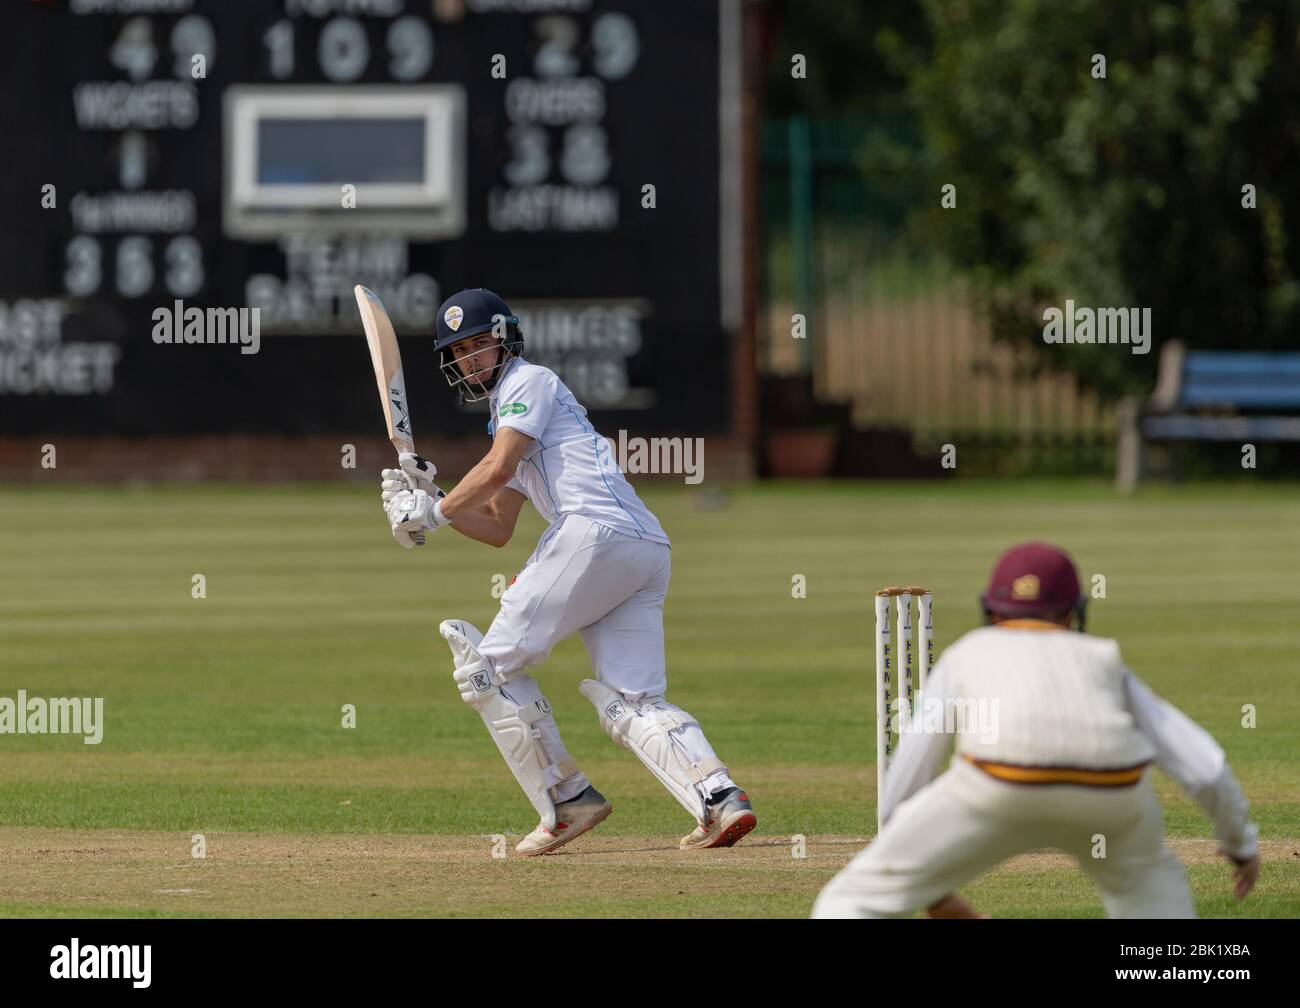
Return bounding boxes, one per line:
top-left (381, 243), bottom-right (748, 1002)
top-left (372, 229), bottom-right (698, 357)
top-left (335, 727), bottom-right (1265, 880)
top-left (0, 828), bottom-right (1292, 919)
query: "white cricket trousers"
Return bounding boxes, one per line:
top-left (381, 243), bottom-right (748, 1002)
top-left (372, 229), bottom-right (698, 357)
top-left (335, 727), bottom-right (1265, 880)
top-left (812, 760), bottom-right (1195, 918)
top-left (477, 514), bottom-right (734, 803)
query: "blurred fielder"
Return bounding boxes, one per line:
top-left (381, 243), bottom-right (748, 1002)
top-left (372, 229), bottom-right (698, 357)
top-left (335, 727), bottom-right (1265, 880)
top-left (380, 288), bottom-right (755, 855)
top-left (814, 542), bottom-right (1259, 919)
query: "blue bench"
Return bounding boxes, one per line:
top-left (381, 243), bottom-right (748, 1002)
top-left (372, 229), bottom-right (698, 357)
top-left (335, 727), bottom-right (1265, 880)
top-left (1115, 341), bottom-right (1300, 490)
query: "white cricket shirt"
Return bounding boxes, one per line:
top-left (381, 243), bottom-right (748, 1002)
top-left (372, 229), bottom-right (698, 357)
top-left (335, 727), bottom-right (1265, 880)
top-left (487, 357), bottom-right (670, 545)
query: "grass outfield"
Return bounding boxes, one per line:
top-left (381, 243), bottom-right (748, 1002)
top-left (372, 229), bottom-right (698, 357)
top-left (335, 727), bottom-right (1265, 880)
top-left (0, 479), bottom-right (1297, 917)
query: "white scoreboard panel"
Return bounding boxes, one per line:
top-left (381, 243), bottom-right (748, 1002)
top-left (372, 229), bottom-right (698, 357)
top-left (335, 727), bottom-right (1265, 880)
top-left (0, 0), bottom-right (740, 437)
top-left (224, 85), bottom-right (466, 237)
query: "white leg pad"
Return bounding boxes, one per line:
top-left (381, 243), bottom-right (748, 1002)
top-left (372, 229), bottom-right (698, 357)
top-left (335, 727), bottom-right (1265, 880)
top-left (579, 679), bottom-right (722, 824)
top-left (441, 619), bottom-right (577, 831)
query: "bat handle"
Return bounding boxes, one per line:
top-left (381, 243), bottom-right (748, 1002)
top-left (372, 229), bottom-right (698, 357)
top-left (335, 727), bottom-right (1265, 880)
top-left (393, 447), bottom-right (427, 546)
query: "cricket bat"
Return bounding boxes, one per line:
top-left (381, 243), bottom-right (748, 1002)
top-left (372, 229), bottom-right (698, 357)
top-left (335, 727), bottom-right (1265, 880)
top-left (354, 284), bottom-right (425, 546)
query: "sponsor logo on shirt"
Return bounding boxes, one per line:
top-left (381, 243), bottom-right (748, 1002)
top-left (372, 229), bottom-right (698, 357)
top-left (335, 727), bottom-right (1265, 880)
top-left (499, 402), bottom-right (528, 417)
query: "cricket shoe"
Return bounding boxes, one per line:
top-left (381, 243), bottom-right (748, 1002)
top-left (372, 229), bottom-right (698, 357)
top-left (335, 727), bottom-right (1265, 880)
top-left (516, 785), bottom-right (612, 856)
top-left (679, 786), bottom-right (756, 850)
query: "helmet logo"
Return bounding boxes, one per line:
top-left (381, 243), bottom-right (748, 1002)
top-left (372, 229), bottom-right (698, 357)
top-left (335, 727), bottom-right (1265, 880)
top-left (1012, 574), bottom-right (1040, 600)
top-left (444, 305), bottom-right (463, 331)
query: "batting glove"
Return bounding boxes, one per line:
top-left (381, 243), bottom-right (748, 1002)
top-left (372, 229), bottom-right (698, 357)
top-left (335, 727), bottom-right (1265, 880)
top-left (380, 468), bottom-right (445, 506)
top-left (383, 487), bottom-right (451, 549)
top-left (397, 452), bottom-right (437, 492)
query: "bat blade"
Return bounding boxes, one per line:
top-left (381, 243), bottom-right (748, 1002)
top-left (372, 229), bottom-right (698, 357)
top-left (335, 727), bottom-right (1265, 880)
top-left (355, 284), bottom-right (424, 545)
top-left (355, 284), bottom-right (415, 453)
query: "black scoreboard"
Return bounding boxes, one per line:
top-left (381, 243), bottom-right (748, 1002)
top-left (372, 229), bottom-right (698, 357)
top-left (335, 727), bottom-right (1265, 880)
top-left (0, 0), bottom-right (742, 439)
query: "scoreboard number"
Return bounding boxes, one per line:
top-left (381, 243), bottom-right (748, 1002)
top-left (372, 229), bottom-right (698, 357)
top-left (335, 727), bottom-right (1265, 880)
top-left (165, 237), bottom-right (204, 299)
top-left (534, 17), bottom-right (581, 78)
top-left (262, 16), bottom-right (435, 83)
top-left (64, 237), bottom-right (205, 300)
top-left (318, 18), bottom-right (368, 83)
top-left (591, 12), bottom-right (639, 80)
top-left (387, 17), bottom-right (434, 81)
top-left (170, 15), bottom-right (216, 79)
top-left (109, 17), bottom-right (155, 82)
top-left (111, 15), bottom-right (216, 82)
top-left (263, 21), bottom-right (294, 80)
top-left (64, 236), bottom-right (102, 299)
top-left (533, 14), bottom-right (639, 80)
top-left (504, 127), bottom-right (550, 187)
top-left (115, 237), bottom-right (153, 299)
top-left (560, 125), bottom-right (611, 186)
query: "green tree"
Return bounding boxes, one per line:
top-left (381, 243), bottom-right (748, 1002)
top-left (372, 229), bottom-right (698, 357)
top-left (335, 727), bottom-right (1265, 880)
top-left (901, 0), bottom-right (1300, 398)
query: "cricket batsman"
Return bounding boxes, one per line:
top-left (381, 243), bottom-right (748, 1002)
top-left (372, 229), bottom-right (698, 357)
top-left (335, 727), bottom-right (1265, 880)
top-left (379, 289), bottom-right (756, 855)
top-left (813, 542), bottom-right (1260, 918)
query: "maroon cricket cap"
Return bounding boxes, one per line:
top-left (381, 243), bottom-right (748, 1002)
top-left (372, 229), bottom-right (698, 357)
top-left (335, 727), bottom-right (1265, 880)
top-left (981, 542), bottom-right (1082, 618)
